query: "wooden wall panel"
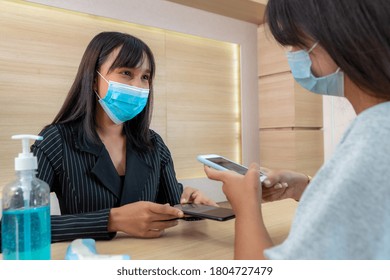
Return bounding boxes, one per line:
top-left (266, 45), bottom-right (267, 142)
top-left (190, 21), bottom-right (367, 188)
top-left (258, 73), bottom-right (323, 128)
top-left (166, 0), bottom-right (266, 25)
top-left (294, 79), bottom-right (323, 128)
top-left (258, 25), bottom-right (289, 77)
top-left (258, 22), bottom-right (324, 177)
top-left (258, 73), bottom-right (295, 128)
top-left (259, 129), bottom-right (324, 176)
top-left (165, 33), bottom-right (241, 178)
top-left (0, 1), bottom-right (240, 188)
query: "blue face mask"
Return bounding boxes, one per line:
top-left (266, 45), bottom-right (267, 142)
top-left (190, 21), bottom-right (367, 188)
top-left (96, 71), bottom-right (149, 124)
top-left (286, 42), bottom-right (344, 97)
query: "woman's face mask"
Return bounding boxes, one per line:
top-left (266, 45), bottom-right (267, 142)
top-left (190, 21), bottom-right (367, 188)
top-left (286, 42), bottom-right (344, 97)
top-left (95, 71), bottom-right (149, 125)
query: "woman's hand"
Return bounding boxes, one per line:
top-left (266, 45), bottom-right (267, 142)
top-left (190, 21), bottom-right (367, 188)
top-left (261, 167), bottom-right (310, 202)
top-left (108, 201), bottom-right (184, 238)
top-left (204, 163), bottom-right (273, 259)
top-left (180, 187), bottom-right (219, 207)
top-left (204, 163), bottom-right (262, 215)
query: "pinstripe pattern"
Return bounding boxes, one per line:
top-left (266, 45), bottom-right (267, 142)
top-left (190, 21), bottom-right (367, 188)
top-left (30, 121), bottom-right (183, 243)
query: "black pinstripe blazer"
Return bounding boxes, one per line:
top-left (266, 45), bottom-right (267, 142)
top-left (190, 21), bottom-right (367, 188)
top-left (30, 121), bottom-right (183, 243)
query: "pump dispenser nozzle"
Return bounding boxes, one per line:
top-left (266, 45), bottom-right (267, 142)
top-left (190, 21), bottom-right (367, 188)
top-left (12, 134), bottom-right (43, 171)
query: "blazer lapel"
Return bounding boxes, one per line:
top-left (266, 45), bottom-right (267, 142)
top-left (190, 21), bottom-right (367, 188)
top-left (91, 148), bottom-right (122, 200)
top-left (120, 143), bottom-right (152, 205)
top-left (72, 121), bottom-right (121, 200)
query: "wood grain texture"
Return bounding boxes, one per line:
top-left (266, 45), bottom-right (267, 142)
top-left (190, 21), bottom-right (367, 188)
top-left (47, 199), bottom-right (298, 260)
top-left (165, 32), bottom-right (241, 178)
top-left (258, 25), bottom-right (290, 77)
top-left (259, 129), bottom-right (324, 176)
top-left (258, 73), bottom-right (323, 128)
top-left (166, 0), bottom-right (266, 25)
top-left (258, 23), bottom-right (324, 176)
top-left (0, 1), bottom-right (240, 189)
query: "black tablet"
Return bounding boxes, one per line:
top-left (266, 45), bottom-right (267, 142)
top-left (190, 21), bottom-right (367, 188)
top-left (174, 204), bottom-right (235, 221)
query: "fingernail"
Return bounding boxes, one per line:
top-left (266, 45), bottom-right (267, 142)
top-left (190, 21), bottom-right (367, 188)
top-left (274, 183), bottom-right (282, 189)
top-left (282, 182), bottom-right (289, 188)
top-left (181, 198), bottom-right (186, 203)
top-left (263, 179), bottom-right (271, 187)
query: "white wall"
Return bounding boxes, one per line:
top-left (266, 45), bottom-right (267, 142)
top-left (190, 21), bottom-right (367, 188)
top-left (323, 96), bottom-right (356, 162)
top-left (25, 0), bottom-right (259, 203)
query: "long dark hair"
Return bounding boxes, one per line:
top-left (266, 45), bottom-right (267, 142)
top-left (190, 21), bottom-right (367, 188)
top-left (265, 0), bottom-right (390, 100)
top-left (52, 31), bottom-right (156, 151)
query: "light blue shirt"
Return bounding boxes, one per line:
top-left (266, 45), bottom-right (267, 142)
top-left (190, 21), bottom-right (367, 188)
top-left (265, 101), bottom-right (390, 259)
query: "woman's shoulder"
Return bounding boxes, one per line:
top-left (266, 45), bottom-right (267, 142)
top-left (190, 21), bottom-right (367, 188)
top-left (339, 101), bottom-right (390, 145)
top-left (353, 101), bottom-right (390, 128)
top-left (149, 129), bottom-right (166, 145)
top-left (148, 129), bottom-right (172, 157)
top-left (34, 122), bottom-right (73, 149)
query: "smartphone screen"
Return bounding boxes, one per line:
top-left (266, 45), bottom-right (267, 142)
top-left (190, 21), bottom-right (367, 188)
top-left (197, 154), bottom-right (267, 182)
top-left (174, 204), bottom-right (235, 221)
top-left (206, 156), bottom-right (248, 175)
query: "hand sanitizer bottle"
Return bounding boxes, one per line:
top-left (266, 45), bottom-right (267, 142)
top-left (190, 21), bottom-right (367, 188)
top-left (1, 135), bottom-right (51, 259)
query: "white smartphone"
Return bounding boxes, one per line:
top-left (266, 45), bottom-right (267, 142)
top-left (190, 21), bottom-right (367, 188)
top-left (197, 154), bottom-right (267, 182)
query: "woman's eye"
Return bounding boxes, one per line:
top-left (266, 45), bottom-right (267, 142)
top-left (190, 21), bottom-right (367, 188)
top-left (122, 71), bottom-right (132, 76)
top-left (142, 75), bottom-right (150, 80)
